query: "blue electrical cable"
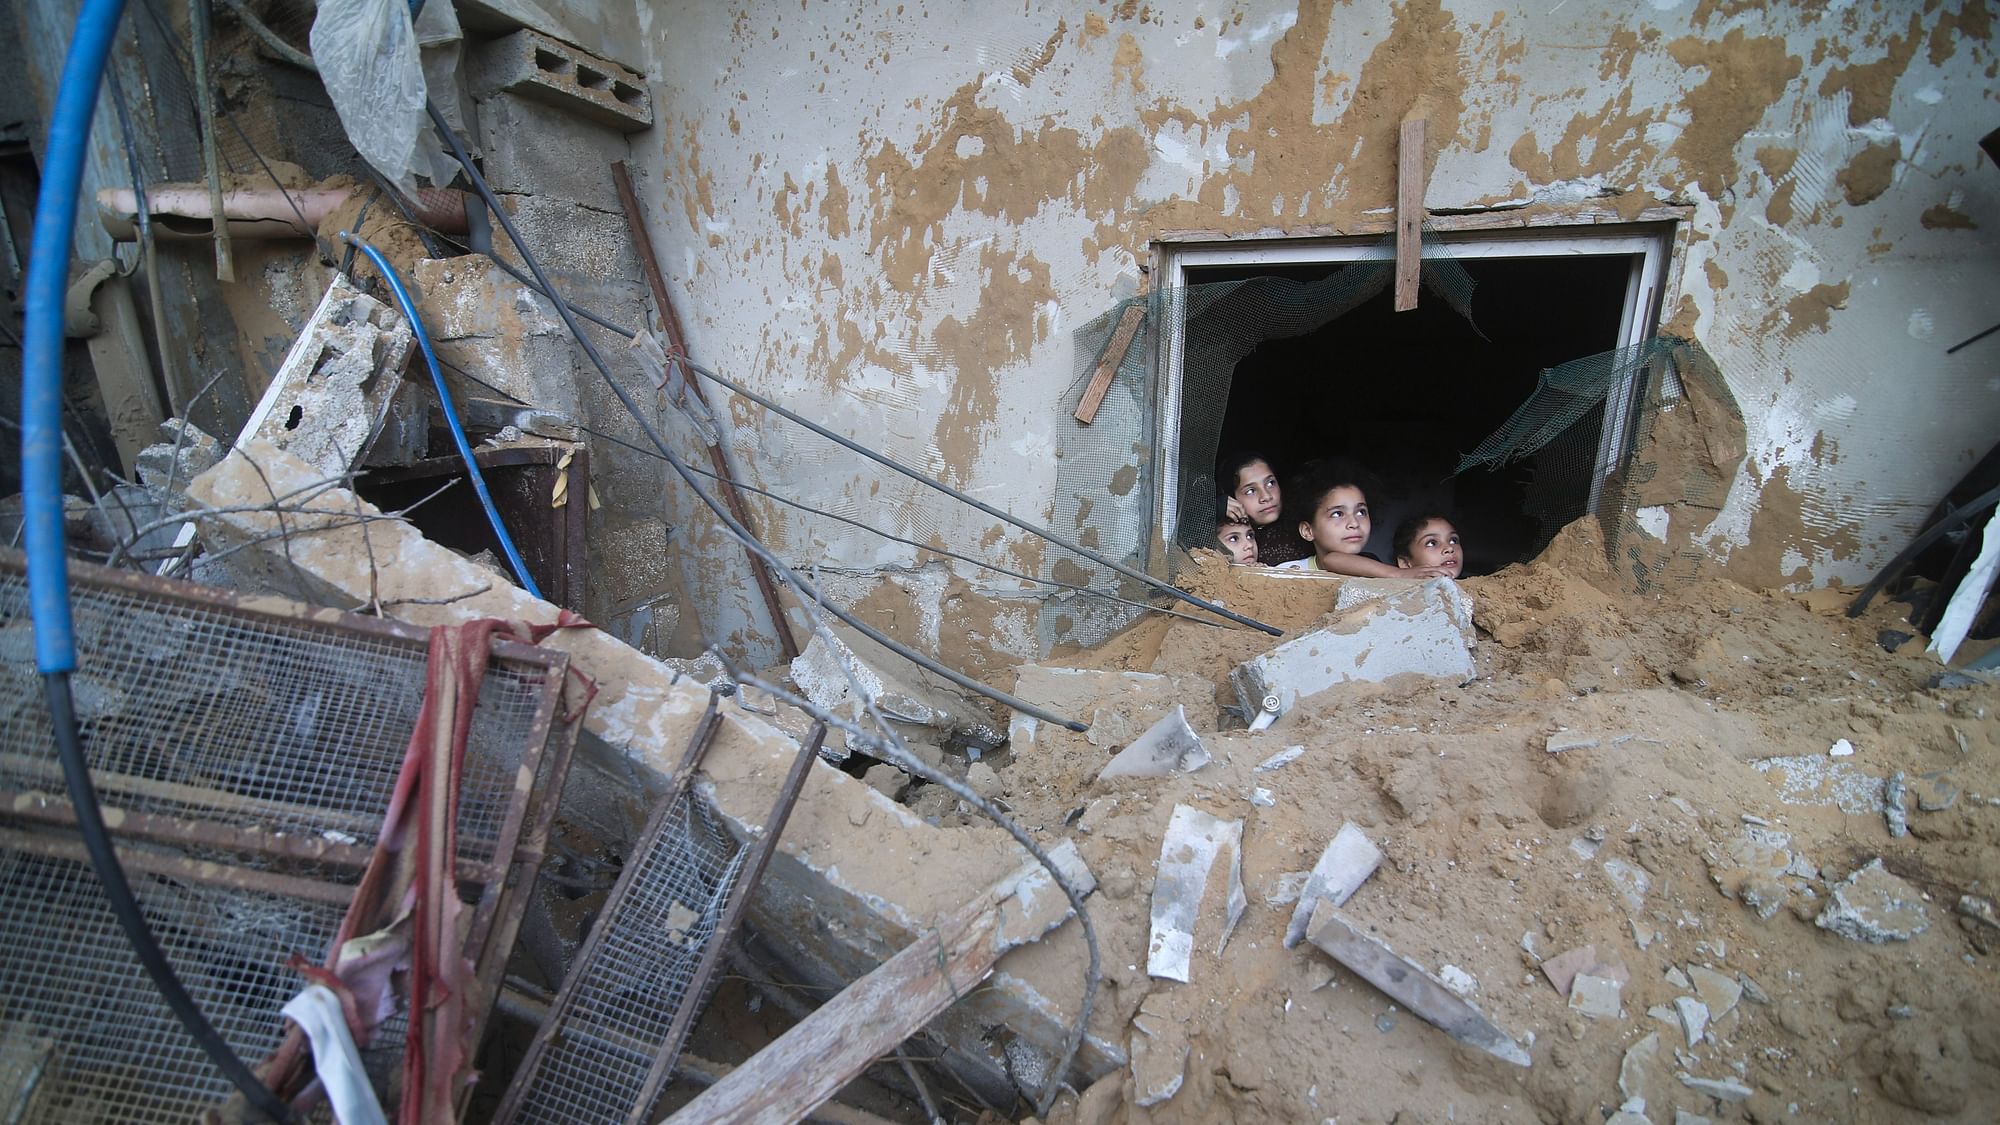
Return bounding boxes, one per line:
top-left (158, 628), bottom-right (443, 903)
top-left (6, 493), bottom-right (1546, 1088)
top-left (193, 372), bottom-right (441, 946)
top-left (341, 233), bottom-right (543, 599)
top-left (20, 0), bottom-right (130, 673)
top-left (21, 1), bottom-right (291, 1119)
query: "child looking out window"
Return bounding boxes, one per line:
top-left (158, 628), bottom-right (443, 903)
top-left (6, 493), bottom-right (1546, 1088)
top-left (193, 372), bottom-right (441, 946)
top-left (1394, 515), bottom-right (1464, 579)
top-left (1217, 449), bottom-right (1308, 565)
top-left (1276, 462), bottom-right (1455, 579)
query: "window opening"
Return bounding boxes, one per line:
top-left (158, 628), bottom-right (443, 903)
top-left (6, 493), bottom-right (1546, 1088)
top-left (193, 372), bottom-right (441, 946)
top-left (1157, 226), bottom-right (1671, 573)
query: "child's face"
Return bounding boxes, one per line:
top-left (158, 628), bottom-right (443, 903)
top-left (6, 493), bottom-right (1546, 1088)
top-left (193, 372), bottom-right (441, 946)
top-left (1301, 486), bottom-right (1370, 555)
top-left (1399, 519), bottom-right (1463, 577)
top-left (1233, 461), bottom-right (1282, 526)
top-left (1217, 522), bottom-right (1259, 565)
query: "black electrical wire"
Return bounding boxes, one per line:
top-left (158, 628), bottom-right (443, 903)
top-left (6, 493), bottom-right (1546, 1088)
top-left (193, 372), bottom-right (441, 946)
top-left (424, 99), bottom-right (1087, 736)
top-left (44, 675), bottom-right (296, 1121)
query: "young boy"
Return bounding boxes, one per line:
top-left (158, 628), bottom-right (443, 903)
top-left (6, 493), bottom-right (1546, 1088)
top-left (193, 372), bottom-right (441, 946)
top-left (1393, 514), bottom-right (1464, 579)
top-left (1216, 513), bottom-right (1261, 565)
top-left (1218, 449), bottom-right (1308, 565)
top-left (1277, 462), bottom-right (1455, 579)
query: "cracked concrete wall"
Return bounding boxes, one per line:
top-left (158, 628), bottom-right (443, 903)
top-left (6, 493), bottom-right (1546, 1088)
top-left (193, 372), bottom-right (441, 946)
top-left (616, 0), bottom-right (1997, 666)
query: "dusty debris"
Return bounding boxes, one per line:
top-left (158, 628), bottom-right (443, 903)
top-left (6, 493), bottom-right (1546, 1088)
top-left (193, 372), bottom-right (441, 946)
top-left (1282, 820), bottom-right (1383, 948)
top-left (1304, 901), bottom-right (1531, 1066)
top-left (1098, 704), bottom-right (1210, 780)
top-left (1817, 858), bottom-right (1931, 943)
top-left (1146, 804), bottom-right (1246, 982)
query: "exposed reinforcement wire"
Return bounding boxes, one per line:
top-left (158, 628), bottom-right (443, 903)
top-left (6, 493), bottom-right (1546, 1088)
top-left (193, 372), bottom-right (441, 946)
top-left (687, 360), bottom-right (1282, 637)
top-left (342, 232), bottom-right (543, 600)
top-left (424, 100), bottom-right (1097, 1112)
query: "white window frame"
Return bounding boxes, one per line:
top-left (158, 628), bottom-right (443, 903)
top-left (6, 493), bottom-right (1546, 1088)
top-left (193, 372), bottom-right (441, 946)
top-left (1152, 224), bottom-right (1673, 549)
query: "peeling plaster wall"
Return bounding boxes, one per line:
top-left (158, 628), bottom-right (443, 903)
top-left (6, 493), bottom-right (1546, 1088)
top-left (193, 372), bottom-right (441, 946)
top-left (628, 0), bottom-right (2000, 665)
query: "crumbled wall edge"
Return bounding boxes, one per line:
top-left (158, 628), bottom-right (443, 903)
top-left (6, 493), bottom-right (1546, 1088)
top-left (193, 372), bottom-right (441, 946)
top-left (180, 439), bottom-right (1116, 1098)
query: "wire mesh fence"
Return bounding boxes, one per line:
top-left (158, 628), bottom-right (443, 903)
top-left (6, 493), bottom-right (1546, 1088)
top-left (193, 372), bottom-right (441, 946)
top-left (0, 551), bottom-right (571, 1123)
top-left (495, 764), bottom-right (749, 1125)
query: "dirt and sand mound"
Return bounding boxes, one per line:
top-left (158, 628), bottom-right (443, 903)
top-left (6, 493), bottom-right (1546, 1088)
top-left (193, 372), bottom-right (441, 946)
top-left (946, 521), bottom-right (2000, 1124)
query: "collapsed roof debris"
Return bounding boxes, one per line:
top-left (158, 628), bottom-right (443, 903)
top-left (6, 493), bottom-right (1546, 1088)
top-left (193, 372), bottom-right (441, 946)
top-left (7, 0), bottom-right (2000, 1123)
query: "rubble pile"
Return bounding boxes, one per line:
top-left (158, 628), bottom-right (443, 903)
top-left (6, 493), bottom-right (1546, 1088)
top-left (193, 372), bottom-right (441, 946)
top-left (862, 522), bottom-right (2000, 1124)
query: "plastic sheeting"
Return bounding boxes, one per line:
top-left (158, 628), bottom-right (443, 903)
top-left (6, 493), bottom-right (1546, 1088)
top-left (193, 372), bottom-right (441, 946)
top-left (310, 0), bottom-right (461, 189)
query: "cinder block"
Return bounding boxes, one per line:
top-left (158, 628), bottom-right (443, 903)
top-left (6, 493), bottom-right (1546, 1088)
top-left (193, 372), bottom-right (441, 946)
top-left (472, 91), bottom-right (635, 211)
top-left (471, 28), bottom-right (651, 133)
top-left (1231, 577), bottom-right (1476, 717)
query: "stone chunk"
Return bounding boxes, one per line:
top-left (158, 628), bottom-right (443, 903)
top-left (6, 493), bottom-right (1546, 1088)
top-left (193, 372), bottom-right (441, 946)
top-left (1283, 821), bottom-right (1383, 949)
top-left (1568, 973), bottom-right (1623, 1019)
top-left (1816, 858), bottom-right (1930, 943)
top-left (1147, 805), bottom-right (1246, 982)
top-left (1678, 1074), bottom-right (1753, 1102)
top-left (1230, 577), bottom-right (1475, 718)
top-left (1099, 705), bottom-right (1210, 780)
top-left (1686, 965), bottom-right (1742, 1020)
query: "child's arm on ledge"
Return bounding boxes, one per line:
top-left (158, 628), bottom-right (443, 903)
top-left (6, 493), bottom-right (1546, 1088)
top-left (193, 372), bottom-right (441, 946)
top-left (1316, 553), bottom-right (1452, 580)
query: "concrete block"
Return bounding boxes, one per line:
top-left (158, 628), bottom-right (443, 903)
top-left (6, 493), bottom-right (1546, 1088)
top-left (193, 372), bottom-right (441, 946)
top-left (1231, 577), bottom-right (1475, 717)
top-left (243, 275), bottom-right (424, 478)
top-left (1283, 821), bottom-right (1382, 949)
top-left (469, 28), bottom-right (651, 132)
top-left (1817, 857), bottom-right (1930, 942)
top-left (413, 257), bottom-right (583, 421)
top-left (181, 442), bottom-right (1120, 1103)
top-left (472, 91), bottom-right (638, 211)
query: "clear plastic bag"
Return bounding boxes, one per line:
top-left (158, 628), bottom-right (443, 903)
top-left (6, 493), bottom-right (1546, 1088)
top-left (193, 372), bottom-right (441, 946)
top-left (311, 0), bottom-right (460, 188)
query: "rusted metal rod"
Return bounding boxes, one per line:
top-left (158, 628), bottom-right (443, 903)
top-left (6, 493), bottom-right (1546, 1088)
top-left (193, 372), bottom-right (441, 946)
top-left (609, 160), bottom-right (801, 662)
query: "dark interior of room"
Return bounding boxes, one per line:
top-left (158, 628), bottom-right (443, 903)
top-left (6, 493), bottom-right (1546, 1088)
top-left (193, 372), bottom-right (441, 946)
top-left (1197, 252), bottom-right (1637, 575)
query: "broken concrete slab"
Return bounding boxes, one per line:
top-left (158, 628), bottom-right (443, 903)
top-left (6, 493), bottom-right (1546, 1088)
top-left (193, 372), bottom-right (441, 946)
top-left (1817, 857), bottom-right (1930, 943)
top-left (1254, 745), bottom-right (1304, 772)
top-left (1678, 1073), bottom-right (1754, 1102)
top-left (1619, 1032), bottom-right (1664, 1104)
top-left (1751, 754), bottom-right (1884, 814)
top-left (1303, 901), bottom-right (1531, 1067)
top-left (413, 256), bottom-right (583, 423)
top-left (1283, 821), bottom-right (1383, 949)
top-left (1673, 996), bottom-right (1709, 1046)
top-left (1098, 705), bottom-right (1209, 780)
top-left (1129, 994), bottom-right (1189, 1108)
top-left (1008, 664), bottom-right (1217, 757)
top-left (1686, 965), bottom-right (1742, 1021)
top-left (1570, 973), bottom-right (1624, 1019)
top-left (1540, 944), bottom-right (1596, 995)
top-left (1229, 577), bottom-right (1475, 718)
top-left (240, 273), bottom-right (424, 477)
top-left (1603, 857), bottom-right (1652, 913)
top-left (182, 442), bottom-right (1120, 1103)
top-left (1147, 804), bottom-right (1246, 982)
top-left (790, 627), bottom-right (1000, 758)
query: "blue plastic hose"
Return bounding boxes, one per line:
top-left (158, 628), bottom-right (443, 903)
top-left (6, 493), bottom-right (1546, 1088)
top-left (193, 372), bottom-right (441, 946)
top-left (21, 3), bottom-right (292, 1119)
top-left (20, 0), bottom-right (131, 674)
top-left (342, 233), bottom-right (543, 599)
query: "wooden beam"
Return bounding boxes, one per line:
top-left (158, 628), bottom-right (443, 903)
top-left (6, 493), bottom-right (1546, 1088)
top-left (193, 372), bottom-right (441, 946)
top-left (1073, 303), bottom-right (1146, 424)
top-left (663, 845), bottom-right (1090, 1125)
top-left (1395, 116), bottom-right (1427, 312)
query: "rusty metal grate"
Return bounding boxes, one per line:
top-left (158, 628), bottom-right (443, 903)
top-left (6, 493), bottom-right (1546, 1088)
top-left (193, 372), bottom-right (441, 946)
top-left (0, 552), bottom-right (576, 1123)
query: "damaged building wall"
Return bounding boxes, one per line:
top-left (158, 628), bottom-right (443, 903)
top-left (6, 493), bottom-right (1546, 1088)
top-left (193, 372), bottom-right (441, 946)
top-left (627, 0), bottom-right (2000, 667)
